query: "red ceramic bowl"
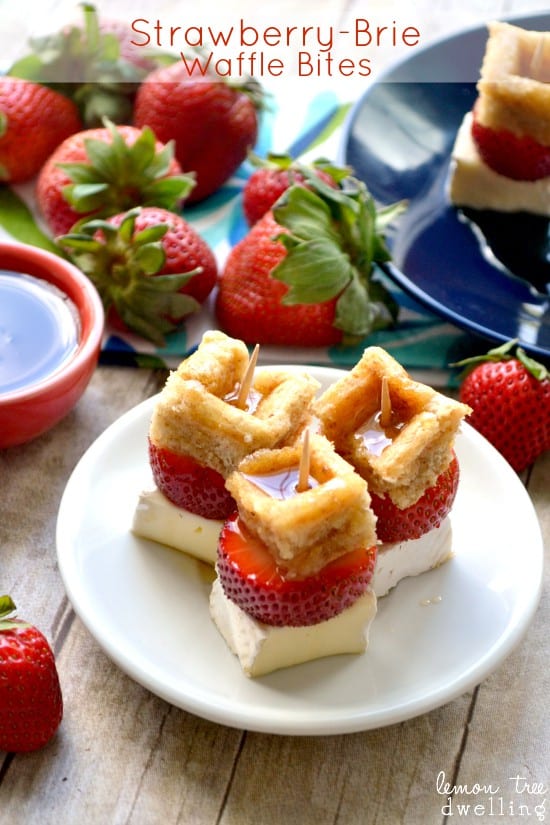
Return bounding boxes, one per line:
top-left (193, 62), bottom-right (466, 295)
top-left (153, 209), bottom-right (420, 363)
top-left (0, 241), bottom-right (104, 447)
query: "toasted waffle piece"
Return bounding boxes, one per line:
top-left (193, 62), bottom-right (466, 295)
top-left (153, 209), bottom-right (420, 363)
top-left (149, 331), bottom-right (320, 477)
top-left (225, 433), bottom-right (377, 579)
top-left (314, 347), bottom-right (470, 508)
top-left (476, 21), bottom-right (550, 145)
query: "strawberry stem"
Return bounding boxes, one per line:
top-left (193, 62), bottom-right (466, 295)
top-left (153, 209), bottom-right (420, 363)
top-left (451, 338), bottom-right (548, 381)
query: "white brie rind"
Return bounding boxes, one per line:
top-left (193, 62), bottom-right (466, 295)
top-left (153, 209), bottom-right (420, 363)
top-left (209, 580), bottom-right (377, 678)
top-left (132, 488), bottom-right (454, 594)
top-left (448, 112), bottom-right (550, 216)
top-left (372, 518), bottom-right (453, 597)
top-left (132, 487), bottom-right (221, 565)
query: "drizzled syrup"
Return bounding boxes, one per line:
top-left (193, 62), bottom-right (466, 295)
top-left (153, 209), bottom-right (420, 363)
top-left (356, 410), bottom-right (405, 457)
top-left (244, 467), bottom-right (319, 500)
top-left (223, 386), bottom-right (262, 414)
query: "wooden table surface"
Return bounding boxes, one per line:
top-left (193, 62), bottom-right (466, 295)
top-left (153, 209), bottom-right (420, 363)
top-left (1, 1), bottom-right (549, 823)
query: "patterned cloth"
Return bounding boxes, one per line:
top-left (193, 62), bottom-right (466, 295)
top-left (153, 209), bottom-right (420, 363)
top-left (1, 85), bottom-right (474, 386)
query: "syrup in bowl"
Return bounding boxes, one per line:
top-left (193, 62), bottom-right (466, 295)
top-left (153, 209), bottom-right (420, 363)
top-left (0, 269), bottom-right (81, 395)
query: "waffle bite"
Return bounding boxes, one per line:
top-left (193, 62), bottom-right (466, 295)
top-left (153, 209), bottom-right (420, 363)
top-left (210, 432), bottom-right (378, 677)
top-left (449, 21), bottom-right (550, 215)
top-left (314, 347), bottom-right (470, 595)
top-left (132, 331), bottom-right (319, 562)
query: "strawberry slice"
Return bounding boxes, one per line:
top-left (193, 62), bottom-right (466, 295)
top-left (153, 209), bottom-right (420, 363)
top-left (148, 440), bottom-right (235, 520)
top-left (217, 513), bottom-right (377, 627)
top-left (471, 111), bottom-right (550, 181)
top-left (370, 454), bottom-right (460, 544)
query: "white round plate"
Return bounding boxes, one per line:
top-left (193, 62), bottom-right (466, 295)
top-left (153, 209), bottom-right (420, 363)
top-left (56, 366), bottom-right (543, 735)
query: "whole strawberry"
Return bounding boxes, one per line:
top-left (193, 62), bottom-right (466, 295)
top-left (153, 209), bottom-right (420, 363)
top-left (0, 77), bottom-right (81, 183)
top-left (0, 596), bottom-right (63, 753)
top-left (36, 120), bottom-right (194, 236)
top-left (59, 206), bottom-right (217, 345)
top-left (242, 153), bottom-right (346, 226)
top-left (133, 61), bottom-right (263, 203)
top-left (455, 340), bottom-right (550, 472)
top-left (7, 4), bottom-right (151, 126)
top-left (216, 176), bottom-right (404, 347)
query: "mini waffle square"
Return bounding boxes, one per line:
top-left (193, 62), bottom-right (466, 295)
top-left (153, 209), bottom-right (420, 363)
top-left (149, 332), bottom-right (320, 477)
top-left (226, 433), bottom-right (377, 578)
top-left (476, 21), bottom-right (550, 146)
top-left (314, 347), bottom-right (470, 508)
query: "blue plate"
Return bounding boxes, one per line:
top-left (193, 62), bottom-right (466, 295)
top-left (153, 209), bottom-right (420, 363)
top-left (340, 14), bottom-right (550, 361)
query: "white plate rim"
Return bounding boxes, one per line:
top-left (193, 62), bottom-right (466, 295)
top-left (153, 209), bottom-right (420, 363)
top-left (56, 365), bottom-right (544, 735)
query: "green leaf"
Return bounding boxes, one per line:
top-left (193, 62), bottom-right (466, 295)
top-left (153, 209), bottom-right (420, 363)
top-left (273, 238), bottom-right (352, 304)
top-left (0, 595), bottom-right (16, 619)
top-left (142, 175), bottom-right (195, 205)
top-left (0, 187), bottom-right (60, 253)
top-left (83, 135), bottom-right (125, 180)
top-left (56, 161), bottom-right (103, 184)
top-left (334, 274), bottom-right (374, 337)
top-left (273, 186), bottom-right (340, 245)
top-left (516, 347), bottom-right (548, 381)
top-left (64, 181), bottom-right (110, 212)
top-left (133, 243), bottom-right (165, 275)
top-left (0, 111), bottom-right (7, 138)
top-left (133, 225), bottom-right (169, 246)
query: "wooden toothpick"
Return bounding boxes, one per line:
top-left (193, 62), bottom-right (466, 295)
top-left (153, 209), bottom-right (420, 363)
top-left (380, 375), bottom-right (392, 429)
top-left (235, 344), bottom-right (260, 409)
top-left (297, 428), bottom-right (311, 493)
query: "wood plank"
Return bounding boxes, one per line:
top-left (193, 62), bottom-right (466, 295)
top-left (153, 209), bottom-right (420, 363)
top-left (0, 615), bottom-right (244, 824)
top-left (0, 366), bottom-right (163, 627)
top-left (217, 697), bottom-right (473, 825)
top-left (439, 450), bottom-right (549, 819)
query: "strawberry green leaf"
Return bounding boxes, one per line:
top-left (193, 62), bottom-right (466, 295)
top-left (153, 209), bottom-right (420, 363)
top-left (58, 120), bottom-right (195, 219)
top-left (0, 595), bottom-right (16, 619)
top-left (273, 186), bottom-right (340, 245)
top-left (133, 244), bottom-right (165, 275)
top-left (269, 175), bottom-right (405, 338)
top-left (7, 3), bottom-right (151, 126)
top-left (274, 238), bottom-right (352, 304)
top-left (516, 347), bottom-right (549, 381)
top-left (451, 338), bottom-right (549, 381)
top-left (63, 181), bottom-right (110, 212)
top-left (335, 274), bottom-right (373, 338)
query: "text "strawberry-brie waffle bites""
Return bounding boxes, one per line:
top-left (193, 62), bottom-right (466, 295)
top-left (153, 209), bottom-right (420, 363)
top-left (314, 348), bottom-right (471, 597)
top-left (133, 331), bottom-right (319, 562)
top-left (448, 21), bottom-right (550, 215)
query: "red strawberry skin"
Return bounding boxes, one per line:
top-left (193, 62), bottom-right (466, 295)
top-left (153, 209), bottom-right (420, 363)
top-left (134, 62), bottom-right (259, 203)
top-left (217, 513), bottom-right (377, 627)
top-left (243, 167), bottom-right (335, 226)
top-left (371, 454), bottom-right (460, 544)
top-left (36, 125), bottom-right (183, 236)
top-left (0, 621), bottom-right (63, 753)
top-left (149, 440), bottom-right (236, 520)
top-left (216, 211), bottom-right (342, 347)
top-left (471, 111), bottom-right (550, 181)
top-left (0, 77), bottom-right (81, 183)
top-left (459, 359), bottom-right (550, 472)
top-left (108, 207), bottom-right (217, 305)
